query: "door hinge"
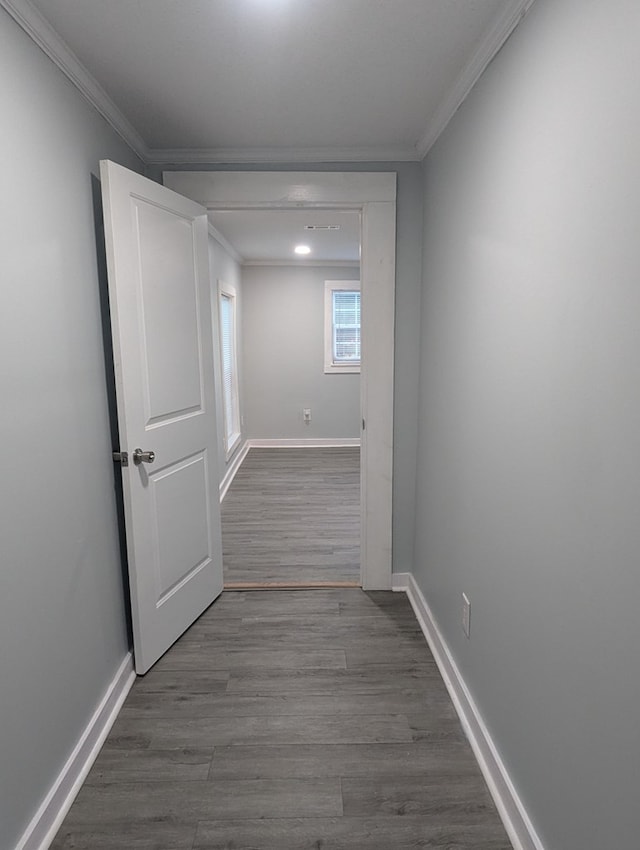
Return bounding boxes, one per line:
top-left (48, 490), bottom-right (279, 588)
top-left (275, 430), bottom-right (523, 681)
top-left (362, 418), bottom-right (366, 431)
top-left (112, 450), bottom-right (129, 467)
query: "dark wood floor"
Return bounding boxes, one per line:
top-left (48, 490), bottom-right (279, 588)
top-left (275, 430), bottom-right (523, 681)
top-left (51, 589), bottom-right (512, 849)
top-left (221, 447), bottom-right (360, 586)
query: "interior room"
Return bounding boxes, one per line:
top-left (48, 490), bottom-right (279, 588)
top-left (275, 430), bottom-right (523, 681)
top-left (2, 1), bottom-right (639, 849)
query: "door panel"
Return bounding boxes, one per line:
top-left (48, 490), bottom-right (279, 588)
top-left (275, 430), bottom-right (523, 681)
top-left (151, 451), bottom-right (213, 605)
top-left (100, 160), bottom-right (223, 674)
top-left (134, 198), bottom-right (204, 421)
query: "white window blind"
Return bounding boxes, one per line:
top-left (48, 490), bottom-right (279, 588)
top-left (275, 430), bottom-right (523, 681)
top-left (219, 285), bottom-right (241, 456)
top-left (332, 290), bottom-right (361, 362)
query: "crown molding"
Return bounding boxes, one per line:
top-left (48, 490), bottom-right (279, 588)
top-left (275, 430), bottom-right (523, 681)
top-left (147, 145), bottom-right (421, 165)
top-left (207, 223), bottom-right (244, 265)
top-left (242, 259), bottom-right (360, 269)
top-left (416, 0), bottom-right (537, 158)
top-left (0, 0), bottom-right (149, 160)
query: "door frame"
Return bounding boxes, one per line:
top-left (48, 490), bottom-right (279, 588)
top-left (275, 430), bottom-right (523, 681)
top-left (164, 171), bottom-right (396, 590)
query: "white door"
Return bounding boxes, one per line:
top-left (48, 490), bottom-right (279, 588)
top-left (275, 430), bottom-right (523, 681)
top-left (100, 160), bottom-right (223, 674)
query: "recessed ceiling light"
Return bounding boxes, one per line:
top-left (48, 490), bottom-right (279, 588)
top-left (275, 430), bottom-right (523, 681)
top-left (294, 245), bottom-right (311, 255)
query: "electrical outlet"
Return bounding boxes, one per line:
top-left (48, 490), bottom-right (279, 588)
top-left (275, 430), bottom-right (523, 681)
top-left (462, 593), bottom-right (471, 639)
top-left (303, 408), bottom-right (311, 423)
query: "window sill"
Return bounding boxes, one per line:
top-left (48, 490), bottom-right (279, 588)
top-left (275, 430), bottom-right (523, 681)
top-left (324, 363), bottom-right (361, 374)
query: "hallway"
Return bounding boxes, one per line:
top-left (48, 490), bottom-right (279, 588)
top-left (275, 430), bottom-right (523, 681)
top-left (51, 589), bottom-right (510, 849)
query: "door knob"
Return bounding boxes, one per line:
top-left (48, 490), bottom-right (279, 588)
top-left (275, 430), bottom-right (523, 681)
top-left (133, 448), bottom-right (156, 465)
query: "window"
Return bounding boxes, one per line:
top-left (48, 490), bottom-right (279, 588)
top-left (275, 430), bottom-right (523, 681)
top-left (218, 282), bottom-right (241, 457)
top-left (324, 280), bottom-right (361, 373)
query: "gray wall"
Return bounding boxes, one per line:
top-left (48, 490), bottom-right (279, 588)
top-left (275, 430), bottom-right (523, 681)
top-left (0, 10), bottom-right (141, 848)
top-left (208, 235), bottom-right (244, 478)
top-left (414, 0), bottom-right (640, 847)
top-left (151, 162), bottom-right (424, 575)
top-left (241, 265), bottom-right (360, 439)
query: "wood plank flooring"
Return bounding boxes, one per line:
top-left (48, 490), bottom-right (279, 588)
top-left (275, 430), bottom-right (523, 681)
top-left (51, 589), bottom-right (512, 850)
top-left (221, 447), bottom-right (360, 586)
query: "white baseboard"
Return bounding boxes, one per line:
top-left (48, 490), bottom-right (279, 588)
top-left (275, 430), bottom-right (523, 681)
top-left (392, 572), bottom-right (545, 850)
top-left (391, 572), bottom-right (412, 591)
top-left (247, 438), bottom-right (360, 448)
top-left (15, 653), bottom-right (135, 850)
top-left (219, 439), bottom-right (250, 502)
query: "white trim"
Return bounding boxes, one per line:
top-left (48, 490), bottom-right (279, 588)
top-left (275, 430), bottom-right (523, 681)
top-left (163, 172), bottom-right (397, 206)
top-left (208, 223), bottom-right (243, 265)
top-left (164, 172), bottom-right (395, 592)
top-left (14, 653), bottom-right (135, 850)
top-left (242, 259), bottom-right (360, 269)
top-left (149, 145), bottom-right (420, 164)
top-left (392, 573), bottom-right (546, 850)
top-left (247, 438), bottom-right (360, 448)
top-left (416, 0), bottom-right (537, 158)
top-left (0, 0), bottom-right (148, 160)
top-left (391, 572), bottom-right (412, 591)
top-left (359, 200), bottom-right (395, 590)
top-left (219, 439), bottom-right (250, 502)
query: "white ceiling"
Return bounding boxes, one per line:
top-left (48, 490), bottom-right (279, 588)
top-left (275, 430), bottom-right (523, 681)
top-left (209, 209), bottom-right (360, 265)
top-left (11, 0), bottom-right (534, 162)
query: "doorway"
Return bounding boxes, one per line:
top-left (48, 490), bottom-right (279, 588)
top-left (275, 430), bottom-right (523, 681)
top-left (207, 206), bottom-right (362, 588)
top-left (164, 171), bottom-right (396, 591)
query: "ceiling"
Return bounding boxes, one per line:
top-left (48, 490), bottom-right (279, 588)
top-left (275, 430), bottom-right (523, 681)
top-left (8, 0), bottom-right (535, 163)
top-left (209, 209), bottom-right (360, 265)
